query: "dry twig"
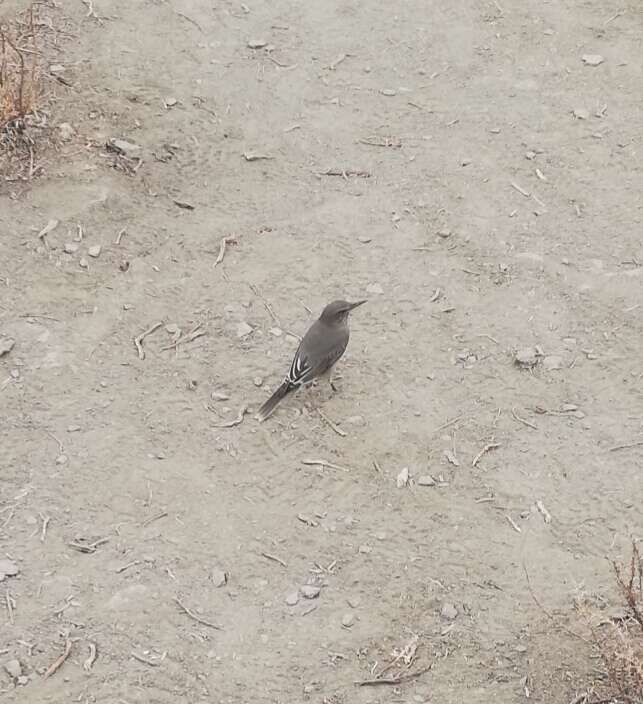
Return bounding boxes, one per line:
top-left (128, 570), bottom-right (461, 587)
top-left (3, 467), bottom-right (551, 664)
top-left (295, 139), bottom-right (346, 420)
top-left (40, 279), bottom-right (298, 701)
top-left (44, 639), bottom-right (72, 678)
top-left (301, 458), bottom-right (351, 472)
top-left (174, 596), bottom-right (222, 630)
top-left (212, 405), bottom-right (247, 428)
top-left (512, 408), bottom-right (537, 430)
top-left (356, 664), bottom-right (432, 687)
top-left (317, 408), bottom-right (347, 437)
top-left (213, 236), bottom-right (237, 268)
top-left (134, 321), bottom-right (163, 360)
top-left (472, 441), bottom-right (501, 467)
top-left (82, 642), bottom-right (97, 671)
top-left (261, 551), bottom-right (287, 568)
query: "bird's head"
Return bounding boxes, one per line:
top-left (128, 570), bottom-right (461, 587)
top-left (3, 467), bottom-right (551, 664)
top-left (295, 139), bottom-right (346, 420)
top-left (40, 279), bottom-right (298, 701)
top-left (319, 299), bottom-right (366, 325)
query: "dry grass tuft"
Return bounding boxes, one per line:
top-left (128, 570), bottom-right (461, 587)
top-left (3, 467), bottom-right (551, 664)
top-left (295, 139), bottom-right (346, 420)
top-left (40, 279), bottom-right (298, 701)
top-left (577, 541), bottom-right (643, 704)
top-left (0, 7), bottom-right (42, 133)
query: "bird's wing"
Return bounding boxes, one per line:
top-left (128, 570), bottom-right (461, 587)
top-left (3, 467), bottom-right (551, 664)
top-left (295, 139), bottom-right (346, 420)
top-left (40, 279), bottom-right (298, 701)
top-left (287, 322), bottom-right (348, 386)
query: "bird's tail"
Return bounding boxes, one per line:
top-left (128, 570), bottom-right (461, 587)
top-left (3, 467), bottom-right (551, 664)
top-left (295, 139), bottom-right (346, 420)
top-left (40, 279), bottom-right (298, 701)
top-left (256, 380), bottom-right (293, 422)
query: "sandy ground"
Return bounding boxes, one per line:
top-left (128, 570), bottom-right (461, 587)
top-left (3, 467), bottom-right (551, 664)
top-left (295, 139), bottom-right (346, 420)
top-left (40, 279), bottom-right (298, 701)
top-left (1, 0), bottom-right (642, 702)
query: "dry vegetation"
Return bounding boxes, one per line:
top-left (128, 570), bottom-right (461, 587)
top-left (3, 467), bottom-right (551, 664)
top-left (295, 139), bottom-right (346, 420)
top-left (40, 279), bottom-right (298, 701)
top-left (576, 543), bottom-right (643, 704)
top-left (0, 4), bottom-right (48, 182)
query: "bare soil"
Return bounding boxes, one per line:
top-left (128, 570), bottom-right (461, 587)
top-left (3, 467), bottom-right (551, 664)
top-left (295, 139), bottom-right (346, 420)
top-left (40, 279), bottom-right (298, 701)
top-left (1, 1), bottom-right (642, 702)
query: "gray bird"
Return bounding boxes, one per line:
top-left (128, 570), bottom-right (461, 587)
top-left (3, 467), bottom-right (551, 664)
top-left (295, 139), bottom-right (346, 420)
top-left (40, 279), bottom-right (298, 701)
top-left (256, 299), bottom-right (366, 422)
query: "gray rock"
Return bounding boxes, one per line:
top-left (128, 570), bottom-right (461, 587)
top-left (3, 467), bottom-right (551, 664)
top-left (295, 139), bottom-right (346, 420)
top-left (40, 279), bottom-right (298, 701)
top-left (210, 569), bottom-right (228, 587)
top-left (109, 138), bottom-right (141, 158)
top-left (341, 613), bottom-right (355, 628)
top-left (0, 337), bottom-right (15, 357)
top-left (58, 122), bottom-right (75, 142)
top-left (4, 659), bottom-right (21, 679)
top-left (543, 355), bottom-right (563, 371)
top-left (0, 559), bottom-right (19, 578)
top-left (347, 596), bottom-right (361, 608)
top-left (417, 475), bottom-right (436, 486)
top-left (299, 585), bottom-right (321, 599)
top-left (440, 602), bottom-right (458, 620)
top-left (88, 245), bottom-right (101, 258)
top-left (514, 348), bottom-right (538, 368)
top-left (236, 321), bottom-right (253, 338)
top-left (247, 39), bottom-right (267, 49)
top-left (64, 242), bottom-right (79, 254)
top-left (366, 282), bottom-right (383, 295)
top-left (285, 591), bottom-right (299, 606)
top-left (79, 257), bottom-right (89, 269)
top-left (582, 53), bottom-right (604, 66)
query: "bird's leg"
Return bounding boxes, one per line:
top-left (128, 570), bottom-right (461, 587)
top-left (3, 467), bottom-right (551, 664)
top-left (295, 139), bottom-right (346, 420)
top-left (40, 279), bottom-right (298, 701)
top-left (328, 367), bottom-right (342, 393)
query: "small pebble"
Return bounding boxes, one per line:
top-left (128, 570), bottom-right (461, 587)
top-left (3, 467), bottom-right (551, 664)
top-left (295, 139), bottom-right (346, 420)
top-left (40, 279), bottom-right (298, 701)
top-left (236, 321), bottom-right (253, 338)
top-left (573, 108), bottom-right (589, 120)
top-left (525, 150), bottom-right (537, 160)
top-left (561, 403), bottom-right (578, 412)
top-left (210, 569), bottom-right (228, 587)
top-left (542, 355), bottom-right (563, 371)
top-left (347, 596), bottom-right (361, 608)
top-left (341, 613), bottom-right (355, 628)
top-left (3, 659), bottom-right (22, 679)
top-left (380, 88), bottom-right (397, 96)
top-left (0, 337), bottom-right (15, 357)
top-left (64, 242), bottom-right (79, 254)
top-left (440, 602), bottom-right (458, 620)
top-left (55, 454), bottom-right (68, 465)
top-left (67, 424), bottom-right (81, 432)
top-left (514, 348), bottom-right (539, 368)
top-left (582, 53), bottom-right (604, 66)
top-left (358, 544), bottom-right (372, 554)
top-left (437, 228), bottom-right (452, 238)
top-left (88, 245), bottom-right (101, 258)
top-left (164, 97), bottom-right (178, 107)
top-left (285, 591), bottom-right (299, 606)
top-left (109, 138), bottom-right (141, 157)
top-left (396, 466), bottom-right (410, 488)
top-left (247, 39), bottom-right (268, 49)
top-left (366, 282), bottom-right (383, 295)
top-left (0, 559), bottom-right (19, 578)
top-left (17, 675), bottom-right (28, 686)
top-left (357, 235), bottom-right (372, 244)
top-left (79, 257), bottom-right (89, 268)
top-left (417, 475), bottom-right (436, 486)
top-left (253, 376), bottom-right (263, 387)
top-left (58, 122), bottom-right (75, 142)
top-left (211, 391), bottom-right (230, 401)
top-left (269, 327), bottom-right (282, 337)
top-left (299, 585), bottom-right (321, 599)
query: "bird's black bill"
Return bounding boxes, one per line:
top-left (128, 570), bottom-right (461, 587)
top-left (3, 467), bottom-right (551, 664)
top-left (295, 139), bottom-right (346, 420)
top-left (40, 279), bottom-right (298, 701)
top-left (347, 300), bottom-right (366, 311)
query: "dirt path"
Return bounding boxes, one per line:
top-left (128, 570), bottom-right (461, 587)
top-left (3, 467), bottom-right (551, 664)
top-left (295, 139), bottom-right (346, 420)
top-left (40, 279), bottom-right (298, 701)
top-left (1, 1), bottom-right (642, 702)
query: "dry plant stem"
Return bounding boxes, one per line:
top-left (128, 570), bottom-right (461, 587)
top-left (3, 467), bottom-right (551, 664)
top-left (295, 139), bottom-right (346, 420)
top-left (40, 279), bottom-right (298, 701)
top-left (174, 597), bottom-right (222, 630)
top-left (301, 458), bottom-right (351, 472)
top-left (317, 408), bottom-right (347, 437)
top-left (613, 541), bottom-right (643, 632)
top-left (472, 442), bottom-right (501, 467)
top-left (83, 642), bottom-right (97, 671)
top-left (609, 440), bottom-right (643, 452)
top-left (141, 510), bottom-right (167, 527)
top-left (356, 664), bottom-right (432, 687)
top-left (44, 639), bottom-right (72, 678)
top-left (5, 590), bottom-right (14, 624)
top-left (512, 407), bottom-right (538, 430)
top-left (213, 236), bottom-right (237, 268)
top-left (261, 552), bottom-right (287, 567)
top-left (131, 651), bottom-right (160, 666)
top-left (522, 563), bottom-right (591, 644)
top-left (134, 321), bottom-right (163, 360)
